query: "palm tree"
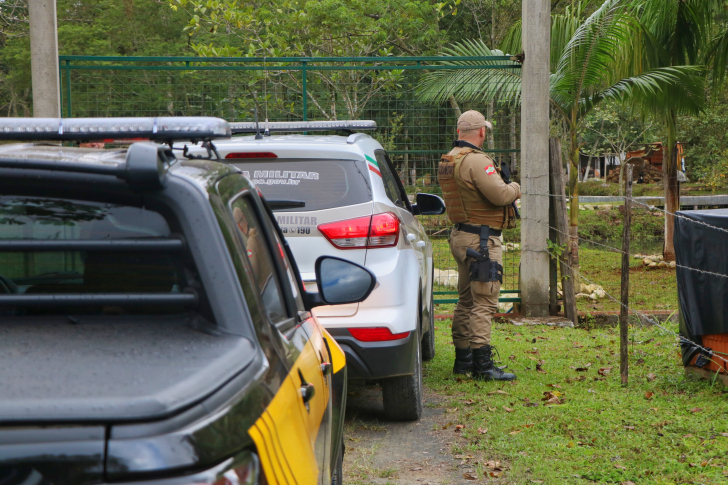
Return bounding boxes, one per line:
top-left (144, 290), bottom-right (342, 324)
top-left (417, 0), bottom-right (702, 274)
top-left (630, 0), bottom-right (728, 261)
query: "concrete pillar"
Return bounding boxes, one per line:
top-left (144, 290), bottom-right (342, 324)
top-left (29, 0), bottom-right (61, 118)
top-left (520, 0), bottom-right (550, 317)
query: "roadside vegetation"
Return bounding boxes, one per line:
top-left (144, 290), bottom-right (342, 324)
top-left (578, 181), bottom-right (728, 197)
top-left (424, 320), bottom-right (728, 484)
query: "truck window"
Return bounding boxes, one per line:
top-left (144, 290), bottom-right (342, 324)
top-left (0, 196), bottom-right (190, 315)
top-left (229, 195), bottom-right (288, 324)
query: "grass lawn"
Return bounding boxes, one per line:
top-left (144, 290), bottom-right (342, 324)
top-left (424, 320), bottom-right (728, 484)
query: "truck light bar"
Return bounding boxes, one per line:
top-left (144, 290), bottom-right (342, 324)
top-left (0, 117), bottom-right (231, 141)
top-left (0, 142), bottom-right (175, 191)
top-left (229, 120), bottom-right (376, 134)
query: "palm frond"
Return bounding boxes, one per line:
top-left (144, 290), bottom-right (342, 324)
top-left (416, 39), bottom-right (522, 106)
top-left (552, 0), bottom-right (639, 115)
top-left (498, 20), bottom-right (522, 57)
top-left (706, 26), bottom-right (728, 90)
top-left (589, 65), bottom-right (706, 117)
top-left (498, 7), bottom-right (583, 74)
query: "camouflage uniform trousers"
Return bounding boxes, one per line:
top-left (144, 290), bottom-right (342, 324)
top-left (449, 227), bottom-right (502, 349)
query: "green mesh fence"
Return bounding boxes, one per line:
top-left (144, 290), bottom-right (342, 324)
top-left (59, 55), bottom-right (522, 307)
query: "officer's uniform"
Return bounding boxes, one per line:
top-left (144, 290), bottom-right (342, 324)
top-left (437, 110), bottom-right (521, 380)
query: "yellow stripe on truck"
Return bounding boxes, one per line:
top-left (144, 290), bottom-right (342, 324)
top-left (248, 338), bottom-right (330, 485)
top-left (322, 328), bottom-right (346, 374)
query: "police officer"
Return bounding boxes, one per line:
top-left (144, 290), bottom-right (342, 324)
top-left (437, 110), bottom-right (521, 381)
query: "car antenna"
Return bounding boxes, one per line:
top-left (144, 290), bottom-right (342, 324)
top-left (254, 97), bottom-right (263, 140)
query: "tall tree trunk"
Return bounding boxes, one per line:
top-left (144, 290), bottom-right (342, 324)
top-left (663, 111), bottom-right (679, 262)
top-left (568, 128), bottom-right (580, 281)
top-left (448, 95), bottom-right (461, 118)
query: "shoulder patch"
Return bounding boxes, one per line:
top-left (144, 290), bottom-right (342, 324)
top-left (485, 166), bottom-right (497, 175)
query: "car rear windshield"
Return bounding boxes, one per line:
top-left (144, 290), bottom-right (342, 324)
top-left (232, 160), bottom-right (371, 212)
top-left (0, 196), bottom-right (190, 315)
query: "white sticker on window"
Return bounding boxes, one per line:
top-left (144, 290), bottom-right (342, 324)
top-left (241, 170), bottom-right (319, 186)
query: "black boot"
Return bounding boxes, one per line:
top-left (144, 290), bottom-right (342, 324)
top-left (453, 347), bottom-right (473, 375)
top-left (472, 345), bottom-right (516, 381)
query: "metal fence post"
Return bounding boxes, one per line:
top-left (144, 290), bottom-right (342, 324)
top-left (301, 60), bottom-right (307, 121)
top-left (64, 60), bottom-right (72, 118)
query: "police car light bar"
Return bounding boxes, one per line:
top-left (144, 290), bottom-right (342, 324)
top-left (0, 117), bottom-right (231, 141)
top-left (229, 120), bottom-right (377, 134)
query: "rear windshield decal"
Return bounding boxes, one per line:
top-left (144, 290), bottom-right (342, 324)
top-left (233, 160), bottom-right (371, 212)
top-left (241, 170), bottom-right (319, 186)
top-left (365, 155), bottom-right (381, 177)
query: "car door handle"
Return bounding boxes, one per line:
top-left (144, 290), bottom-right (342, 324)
top-left (320, 362), bottom-right (332, 376)
top-left (416, 241), bottom-right (426, 248)
top-left (300, 383), bottom-right (316, 404)
top-left (407, 233), bottom-right (416, 242)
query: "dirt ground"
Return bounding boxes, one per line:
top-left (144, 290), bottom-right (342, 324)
top-left (343, 379), bottom-right (494, 485)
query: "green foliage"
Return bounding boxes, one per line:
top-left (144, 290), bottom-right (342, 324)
top-left (167, 0), bottom-right (442, 120)
top-left (703, 151), bottom-right (728, 192)
top-left (171, 0), bottom-right (441, 58)
top-left (582, 103), bottom-right (657, 156)
top-left (0, 0), bottom-right (198, 116)
top-left (415, 39), bottom-right (521, 106)
top-left (678, 88), bottom-right (728, 182)
top-left (377, 112), bottom-right (405, 153)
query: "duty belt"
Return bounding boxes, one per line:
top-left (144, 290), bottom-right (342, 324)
top-left (454, 223), bottom-right (502, 238)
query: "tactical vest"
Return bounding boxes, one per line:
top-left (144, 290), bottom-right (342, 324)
top-left (437, 147), bottom-right (516, 229)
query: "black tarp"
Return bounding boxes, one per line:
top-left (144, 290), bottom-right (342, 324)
top-left (675, 208), bottom-right (728, 366)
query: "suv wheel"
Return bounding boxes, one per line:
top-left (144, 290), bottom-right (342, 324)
top-left (381, 333), bottom-right (423, 421)
top-left (421, 293), bottom-right (436, 361)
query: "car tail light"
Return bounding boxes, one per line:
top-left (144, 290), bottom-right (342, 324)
top-left (317, 212), bottom-right (399, 249)
top-left (368, 212), bottom-right (399, 247)
top-left (349, 327), bottom-right (411, 342)
top-left (225, 152), bottom-right (277, 159)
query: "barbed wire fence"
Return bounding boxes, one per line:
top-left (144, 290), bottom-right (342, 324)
top-left (520, 178), bottom-right (728, 376)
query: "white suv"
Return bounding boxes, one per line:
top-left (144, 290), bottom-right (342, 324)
top-left (208, 121), bottom-right (445, 420)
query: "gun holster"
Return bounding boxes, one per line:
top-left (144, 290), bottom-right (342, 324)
top-left (466, 226), bottom-right (503, 283)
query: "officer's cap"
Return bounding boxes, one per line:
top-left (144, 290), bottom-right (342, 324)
top-left (457, 110), bottom-right (493, 132)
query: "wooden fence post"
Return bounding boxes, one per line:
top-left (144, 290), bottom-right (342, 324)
top-left (620, 164), bottom-right (633, 386)
top-left (549, 138), bottom-right (577, 324)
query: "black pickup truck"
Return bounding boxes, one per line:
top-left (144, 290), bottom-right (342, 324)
top-left (0, 117), bottom-right (375, 485)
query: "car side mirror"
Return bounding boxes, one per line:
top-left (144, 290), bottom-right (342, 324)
top-left (411, 193), bottom-right (446, 216)
top-left (304, 256), bottom-right (376, 309)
